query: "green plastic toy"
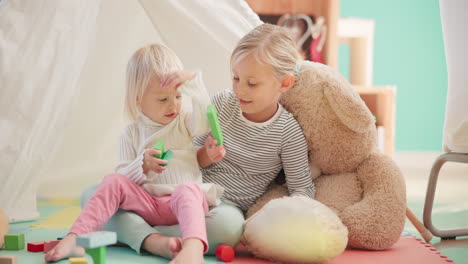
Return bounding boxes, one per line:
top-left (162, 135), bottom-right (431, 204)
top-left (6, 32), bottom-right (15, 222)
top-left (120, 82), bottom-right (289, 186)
top-left (86, 247), bottom-right (106, 264)
top-left (153, 140), bottom-right (173, 166)
top-left (160, 150), bottom-right (174, 166)
top-left (207, 104), bottom-right (223, 145)
top-left (153, 140), bottom-right (165, 159)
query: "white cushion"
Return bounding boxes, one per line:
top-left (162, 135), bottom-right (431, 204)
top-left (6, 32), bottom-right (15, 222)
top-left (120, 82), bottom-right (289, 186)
top-left (242, 196), bottom-right (348, 263)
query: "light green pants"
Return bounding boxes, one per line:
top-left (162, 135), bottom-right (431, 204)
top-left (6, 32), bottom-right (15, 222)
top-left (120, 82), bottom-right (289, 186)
top-left (80, 184), bottom-right (244, 255)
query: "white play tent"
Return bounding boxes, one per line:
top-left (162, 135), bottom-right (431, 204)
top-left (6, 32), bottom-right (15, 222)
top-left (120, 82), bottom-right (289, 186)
top-left (0, 0), bottom-right (261, 222)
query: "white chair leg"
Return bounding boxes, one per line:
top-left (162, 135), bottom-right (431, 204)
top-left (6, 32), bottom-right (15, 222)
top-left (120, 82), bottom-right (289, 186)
top-left (423, 152), bottom-right (468, 239)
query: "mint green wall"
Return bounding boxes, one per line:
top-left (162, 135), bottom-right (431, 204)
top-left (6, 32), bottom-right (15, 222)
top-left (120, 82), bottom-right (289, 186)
top-left (339, 0), bottom-right (447, 151)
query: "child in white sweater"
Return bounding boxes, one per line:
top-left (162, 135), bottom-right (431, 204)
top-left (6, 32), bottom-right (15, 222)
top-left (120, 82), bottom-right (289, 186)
top-left (45, 44), bottom-right (224, 264)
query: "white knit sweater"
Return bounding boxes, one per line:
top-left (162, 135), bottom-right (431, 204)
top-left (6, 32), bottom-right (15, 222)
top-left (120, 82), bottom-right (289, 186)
top-left (115, 73), bottom-right (224, 205)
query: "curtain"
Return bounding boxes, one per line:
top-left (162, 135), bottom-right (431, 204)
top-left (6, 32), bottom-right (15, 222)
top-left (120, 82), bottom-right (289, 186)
top-left (1, 0), bottom-right (260, 222)
top-left (0, 0), bottom-right (101, 222)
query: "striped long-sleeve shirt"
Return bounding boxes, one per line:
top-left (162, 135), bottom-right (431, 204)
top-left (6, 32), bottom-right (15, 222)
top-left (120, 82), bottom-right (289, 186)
top-left (194, 89), bottom-right (315, 211)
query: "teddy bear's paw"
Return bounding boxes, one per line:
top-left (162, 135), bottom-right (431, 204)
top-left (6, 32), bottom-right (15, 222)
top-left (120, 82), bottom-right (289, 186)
top-left (242, 196), bottom-right (348, 264)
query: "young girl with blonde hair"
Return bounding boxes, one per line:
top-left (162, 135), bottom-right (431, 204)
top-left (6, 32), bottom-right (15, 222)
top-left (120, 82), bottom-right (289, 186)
top-left (45, 43), bottom-right (226, 264)
top-left (197, 23), bottom-right (315, 213)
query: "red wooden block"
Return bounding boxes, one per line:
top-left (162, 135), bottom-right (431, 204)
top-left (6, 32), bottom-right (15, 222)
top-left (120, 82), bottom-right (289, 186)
top-left (215, 244), bottom-right (235, 262)
top-left (27, 241), bottom-right (45, 252)
top-left (44, 240), bottom-right (60, 253)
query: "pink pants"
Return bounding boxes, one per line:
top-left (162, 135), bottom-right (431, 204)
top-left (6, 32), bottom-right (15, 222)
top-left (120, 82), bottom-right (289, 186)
top-left (70, 173), bottom-right (209, 251)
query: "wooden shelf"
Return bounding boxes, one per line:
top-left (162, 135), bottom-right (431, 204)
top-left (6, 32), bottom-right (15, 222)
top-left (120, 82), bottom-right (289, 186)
top-left (244, 1), bottom-right (395, 157)
top-left (355, 86), bottom-right (396, 157)
top-left (245, 0), bottom-right (339, 68)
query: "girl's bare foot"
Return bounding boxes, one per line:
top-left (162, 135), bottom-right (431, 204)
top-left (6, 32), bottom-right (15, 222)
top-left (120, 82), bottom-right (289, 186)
top-left (44, 233), bottom-right (85, 262)
top-left (142, 233), bottom-right (182, 259)
top-left (169, 238), bottom-right (204, 264)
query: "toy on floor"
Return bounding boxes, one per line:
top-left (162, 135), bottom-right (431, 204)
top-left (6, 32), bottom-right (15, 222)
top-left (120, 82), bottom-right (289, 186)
top-left (153, 140), bottom-right (173, 166)
top-left (215, 244), bottom-right (235, 262)
top-left (207, 104), bottom-right (223, 145)
top-left (3, 233), bottom-right (24, 250)
top-left (0, 208), bottom-right (9, 248)
top-left (0, 255), bottom-right (18, 264)
top-left (27, 241), bottom-right (45, 252)
top-left (76, 231), bottom-right (117, 264)
top-left (69, 257), bottom-right (88, 264)
top-left (241, 61), bottom-right (407, 263)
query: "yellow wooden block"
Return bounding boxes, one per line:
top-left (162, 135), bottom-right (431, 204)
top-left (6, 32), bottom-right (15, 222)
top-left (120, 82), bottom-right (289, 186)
top-left (69, 257), bottom-right (88, 264)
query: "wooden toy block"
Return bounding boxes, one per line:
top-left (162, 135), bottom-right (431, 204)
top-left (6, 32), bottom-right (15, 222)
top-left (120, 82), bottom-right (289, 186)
top-left (44, 240), bottom-right (60, 253)
top-left (69, 257), bottom-right (88, 264)
top-left (86, 246), bottom-right (105, 264)
top-left (4, 233), bottom-right (24, 250)
top-left (153, 140), bottom-right (165, 158)
top-left (215, 244), bottom-right (235, 262)
top-left (76, 231), bottom-right (117, 248)
top-left (160, 150), bottom-right (173, 166)
top-left (207, 104), bottom-right (223, 145)
top-left (0, 255), bottom-right (18, 264)
top-left (27, 241), bottom-right (45, 252)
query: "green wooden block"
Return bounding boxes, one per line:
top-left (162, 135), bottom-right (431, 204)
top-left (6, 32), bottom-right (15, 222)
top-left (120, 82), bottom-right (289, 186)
top-left (160, 150), bottom-right (173, 166)
top-left (86, 246), bottom-right (106, 264)
top-left (153, 140), bottom-right (165, 158)
top-left (207, 104), bottom-right (223, 145)
top-left (4, 233), bottom-right (25, 250)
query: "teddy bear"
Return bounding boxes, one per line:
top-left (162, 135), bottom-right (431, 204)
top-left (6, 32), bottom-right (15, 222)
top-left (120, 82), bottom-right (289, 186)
top-left (241, 61), bottom-right (407, 263)
top-left (0, 208), bottom-right (9, 248)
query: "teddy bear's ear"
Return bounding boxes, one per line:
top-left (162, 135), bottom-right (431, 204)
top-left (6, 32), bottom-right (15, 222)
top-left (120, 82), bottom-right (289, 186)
top-left (324, 81), bottom-right (375, 133)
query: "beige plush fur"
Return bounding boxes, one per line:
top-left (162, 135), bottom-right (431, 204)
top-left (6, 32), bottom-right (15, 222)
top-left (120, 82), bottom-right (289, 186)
top-left (246, 61), bottom-right (406, 250)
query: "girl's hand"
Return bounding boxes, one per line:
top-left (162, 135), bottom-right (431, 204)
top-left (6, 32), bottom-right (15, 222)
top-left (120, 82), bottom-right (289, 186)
top-left (205, 135), bottom-right (225, 163)
top-left (143, 149), bottom-right (168, 174)
top-left (160, 71), bottom-right (195, 89)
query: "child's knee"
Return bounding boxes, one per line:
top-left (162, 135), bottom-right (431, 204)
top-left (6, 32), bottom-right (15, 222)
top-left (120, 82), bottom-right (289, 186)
top-left (209, 205), bottom-right (244, 237)
top-left (173, 182), bottom-right (203, 196)
top-left (102, 173), bottom-right (130, 186)
top-left (206, 205), bottom-right (244, 253)
top-left (99, 173), bottom-right (135, 195)
top-left (172, 183), bottom-right (208, 211)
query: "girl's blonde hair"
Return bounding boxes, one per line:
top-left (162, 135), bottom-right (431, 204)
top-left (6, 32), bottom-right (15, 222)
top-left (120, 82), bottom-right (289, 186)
top-left (230, 23), bottom-right (301, 80)
top-left (125, 44), bottom-right (183, 121)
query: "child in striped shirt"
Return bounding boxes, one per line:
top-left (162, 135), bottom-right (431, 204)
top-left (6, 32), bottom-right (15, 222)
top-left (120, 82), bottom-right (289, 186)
top-left (196, 23), bottom-right (315, 211)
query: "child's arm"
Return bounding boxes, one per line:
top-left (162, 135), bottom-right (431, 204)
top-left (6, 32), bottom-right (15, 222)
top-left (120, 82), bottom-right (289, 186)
top-left (162, 71), bottom-right (210, 137)
top-left (281, 119), bottom-right (316, 198)
top-left (115, 126), bottom-right (167, 185)
top-left (194, 90), bottom-right (231, 167)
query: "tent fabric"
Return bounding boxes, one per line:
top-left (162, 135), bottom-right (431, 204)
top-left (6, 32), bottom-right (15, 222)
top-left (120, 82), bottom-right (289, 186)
top-left (0, 0), bottom-right (261, 222)
top-left (0, 0), bottom-right (101, 222)
top-left (439, 0), bottom-right (468, 153)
